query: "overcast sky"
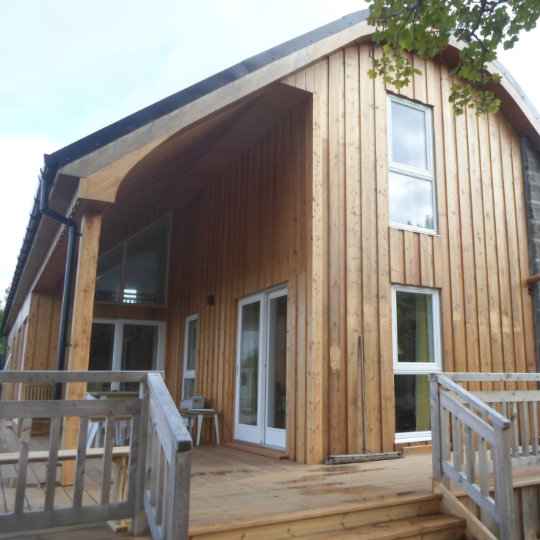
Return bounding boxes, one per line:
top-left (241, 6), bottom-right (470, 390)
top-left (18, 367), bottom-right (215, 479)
top-left (1, 0), bottom-right (539, 301)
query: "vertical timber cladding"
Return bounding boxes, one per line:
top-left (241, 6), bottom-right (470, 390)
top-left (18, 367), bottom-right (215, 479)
top-left (285, 43), bottom-right (536, 457)
top-left (165, 103), bottom-right (310, 462)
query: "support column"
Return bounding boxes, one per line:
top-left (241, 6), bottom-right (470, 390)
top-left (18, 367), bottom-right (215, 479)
top-left (61, 211), bottom-right (102, 485)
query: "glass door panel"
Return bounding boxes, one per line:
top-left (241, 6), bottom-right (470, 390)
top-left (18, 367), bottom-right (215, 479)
top-left (88, 323), bottom-right (115, 392)
top-left (121, 324), bottom-right (159, 390)
top-left (235, 287), bottom-right (287, 448)
top-left (265, 292), bottom-right (287, 448)
top-left (237, 301), bottom-right (261, 437)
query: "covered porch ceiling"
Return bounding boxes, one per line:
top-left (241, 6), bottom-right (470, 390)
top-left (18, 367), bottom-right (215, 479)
top-left (100, 82), bottom-right (310, 240)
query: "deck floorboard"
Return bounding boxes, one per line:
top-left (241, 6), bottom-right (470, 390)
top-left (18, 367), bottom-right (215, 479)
top-left (189, 444), bottom-right (433, 529)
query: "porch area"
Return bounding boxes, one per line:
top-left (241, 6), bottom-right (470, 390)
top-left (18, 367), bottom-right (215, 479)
top-left (1, 422), bottom-right (464, 539)
top-left (5, 371), bottom-right (540, 539)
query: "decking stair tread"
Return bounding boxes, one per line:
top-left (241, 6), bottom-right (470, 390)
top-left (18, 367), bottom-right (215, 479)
top-left (187, 492), bottom-right (466, 539)
top-left (301, 512), bottom-right (466, 539)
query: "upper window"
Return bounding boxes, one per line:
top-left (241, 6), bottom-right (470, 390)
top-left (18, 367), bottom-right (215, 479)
top-left (388, 95), bottom-right (436, 233)
top-left (95, 216), bottom-right (170, 306)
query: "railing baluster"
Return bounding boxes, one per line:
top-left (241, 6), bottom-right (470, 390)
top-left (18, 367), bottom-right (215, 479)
top-left (14, 417), bottom-right (31, 515)
top-left (101, 414), bottom-right (115, 504)
top-left (465, 425), bottom-right (475, 483)
top-left (73, 416), bottom-right (89, 509)
top-left (519, 400), bottom-right (529, 457)
top-left (161, 459), bottom-right (171, 539)
top-left (151, 423), bottom-right (161, 508)
top-left (531, 401), bottom-right (539, 456)
top-left (510, 401), bottom-right (519, 458)
top-left (443, 408), bottom-right (451, 462)
top-left (478, 436), bottom-right (489, 496)
top-left (44, 417), bottom-right (62, 511)
top-left (451, 413), bottom-right (463, 473)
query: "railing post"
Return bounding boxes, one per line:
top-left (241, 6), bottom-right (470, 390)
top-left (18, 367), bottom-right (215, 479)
top-left (493, 424), bottom-right (517, 540)
top-left (169, 448), bottom-right (191, 540)
top-left (132, 377), bottom-right (150, 535)
top-left (429, 374), bottom-right (442, 485)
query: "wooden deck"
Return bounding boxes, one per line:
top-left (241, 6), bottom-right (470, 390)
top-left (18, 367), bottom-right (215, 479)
top-left (2, 419), bottom-right (462, 539)
top-left (189, 444), bottom-right (433, 528)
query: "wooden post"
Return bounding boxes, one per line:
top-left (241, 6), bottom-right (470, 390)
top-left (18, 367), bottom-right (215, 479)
top-left (429, 374), bottom-right (442, 486)
top-left (132, 380), bottom-right (149, 535)
top-left (493, 424), bottom-right (517, 540)
top-left (170, 449), bottom-right (191, 540)
top-left (61, 212), bottom-right (102, 485)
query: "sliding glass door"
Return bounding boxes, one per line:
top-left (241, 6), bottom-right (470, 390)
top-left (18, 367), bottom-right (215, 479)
top-left (235, 287), bottom-right (287, 448)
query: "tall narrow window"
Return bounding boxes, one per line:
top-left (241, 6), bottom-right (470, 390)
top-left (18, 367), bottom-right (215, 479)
top-left (182, 315), bottom-right (197, 399)
top-left (388, 95), bottom-right (436, 233)
top-left (393, 286), bottom-right (441, 441)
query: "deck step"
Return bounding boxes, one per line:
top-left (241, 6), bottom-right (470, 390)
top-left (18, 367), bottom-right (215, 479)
top-left (302, 512), bottom-right (466, 539)
top-left (188, 493), bottom-right (464, 539)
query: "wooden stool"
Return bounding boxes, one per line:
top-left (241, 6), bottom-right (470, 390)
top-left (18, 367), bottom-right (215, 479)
top-left (180, 408), bottom-right (220, 446)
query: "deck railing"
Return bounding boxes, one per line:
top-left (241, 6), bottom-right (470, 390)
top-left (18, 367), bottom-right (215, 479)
top-left (430, 372), bottom-right (540, 540)
top-left (0, 370), bottom-right (192, 540)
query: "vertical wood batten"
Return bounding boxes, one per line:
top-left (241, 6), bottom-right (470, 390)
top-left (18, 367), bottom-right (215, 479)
top-left (375, 69), bottom-right (393, 451)
top-left (359, 43), bottom-right (382, 452)
top-left (328, 50), bottom-right (347, 455)
top-left (501, 118), bottom-right (526, 377)
top-left (344, 45), bottom-right (362, 454)
top-left (490, 113), bottom-right (516, 381)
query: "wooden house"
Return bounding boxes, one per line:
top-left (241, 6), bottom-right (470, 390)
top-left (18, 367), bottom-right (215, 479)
top-left (2, 9), bottom-right (540, 466)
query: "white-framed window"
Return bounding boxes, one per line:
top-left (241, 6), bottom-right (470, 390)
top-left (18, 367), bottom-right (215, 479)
top-left (392, 285), bottom-right (441, 442)
top-left (95, 215), bottom-right (171, 306)
top-left (182, 314), bottom-right (198, 399)
top-left (388, 95), bottom-right (436, 234)
top-left (88, 318), bottom-right (166, 391)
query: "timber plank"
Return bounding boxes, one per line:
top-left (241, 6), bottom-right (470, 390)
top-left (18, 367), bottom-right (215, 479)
top-left (305, 58), bottom-right (328, 464)
top-left (389, 229), bottom-right (405, 284)
top-left (488, 113), bottom-right (515, 380)
top-left (477, 111), bottom-right (504, 380)
top-left (455, 104), bottom-right (480, 378)
top-left (466, 107), bottom-right (492, 380)
top-left (500, 118), bottom-right (526, 377)
top-left (328, 50), bottom-right (347, 456)
top-left (374, 67), bottom-right (394, 452)
top-left (344, 45), bottom-right (362, 454)
top-left (440, 69), bottom-right (466, 372)
top-left (359, 43), bottom-right (381, 453)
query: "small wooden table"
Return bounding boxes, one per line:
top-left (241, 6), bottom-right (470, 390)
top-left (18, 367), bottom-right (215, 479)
top-left (180, 408), bottom-right (220, 446)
